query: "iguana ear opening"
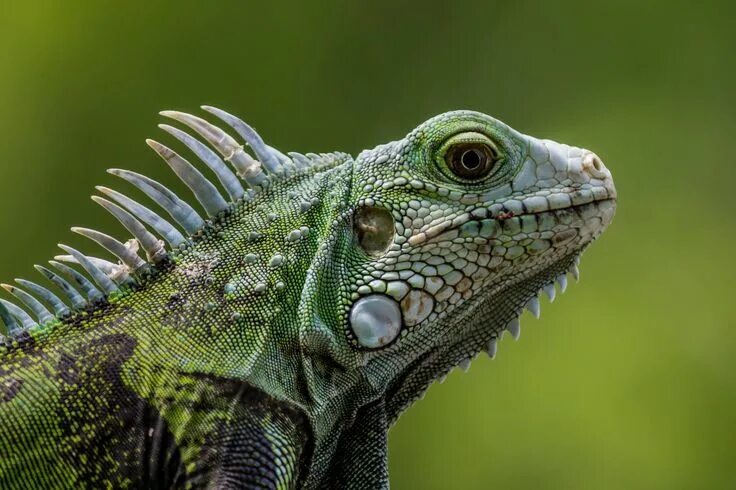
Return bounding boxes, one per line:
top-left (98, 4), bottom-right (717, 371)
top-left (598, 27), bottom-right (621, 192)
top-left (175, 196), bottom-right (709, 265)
top-left (353, 206), bottom-right (394, 257)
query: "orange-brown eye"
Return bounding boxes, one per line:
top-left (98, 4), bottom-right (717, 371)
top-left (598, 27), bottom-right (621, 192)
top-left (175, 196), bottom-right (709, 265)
top-left (446, 143), bottom-right (498, 180)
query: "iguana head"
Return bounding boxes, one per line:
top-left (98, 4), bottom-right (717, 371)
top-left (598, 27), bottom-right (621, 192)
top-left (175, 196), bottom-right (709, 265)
top-left (304, 110), bottom-right (616, 421)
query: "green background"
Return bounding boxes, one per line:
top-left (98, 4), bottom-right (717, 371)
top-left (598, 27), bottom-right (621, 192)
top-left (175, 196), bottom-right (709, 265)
top-left (1, 1), bottom-right (733, 488)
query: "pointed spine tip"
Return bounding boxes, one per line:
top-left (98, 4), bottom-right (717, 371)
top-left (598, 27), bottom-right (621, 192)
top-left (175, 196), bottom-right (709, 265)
top-left (570, 264), bottom-right (580, 281)
top-left (526, 296), bottom-right (541, 319)
top-left (486, 338), bottom-right (498, 359)
top-left (459, 358), bottom-right (471, 372)
top-left (543, 283), bottom-right (556, 302)
top-left (506, 317), bottom-right (521, 340)
top-left (146, 138), bottom-right (168, 154)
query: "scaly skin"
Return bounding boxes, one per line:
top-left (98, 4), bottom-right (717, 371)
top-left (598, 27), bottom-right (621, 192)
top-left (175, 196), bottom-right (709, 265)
top-left (0, 109), bottom-right (616, 488)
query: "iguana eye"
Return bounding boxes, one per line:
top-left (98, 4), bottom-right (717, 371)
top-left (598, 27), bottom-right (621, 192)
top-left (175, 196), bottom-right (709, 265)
top-left (440, 132), bottom-right (500, 182)
top-left (446, 143), bottom-right (497, 180)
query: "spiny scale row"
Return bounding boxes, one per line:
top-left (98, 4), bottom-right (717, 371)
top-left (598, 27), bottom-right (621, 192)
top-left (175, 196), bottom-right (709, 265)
top-left (434, 257), bottom-right (581, 387)
top-left (0, 106), bottom-right (322, 337)
top-left (395, 257), bottom-right (583, 417)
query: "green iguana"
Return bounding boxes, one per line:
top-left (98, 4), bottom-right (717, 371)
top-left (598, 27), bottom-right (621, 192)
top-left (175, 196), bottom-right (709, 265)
top-left (0, 107), bottom-right (616, 489)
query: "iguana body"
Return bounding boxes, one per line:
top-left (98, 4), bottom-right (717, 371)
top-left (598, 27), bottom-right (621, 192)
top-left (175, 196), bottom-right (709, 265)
top-left (0, 107), bottom-right (616, 488)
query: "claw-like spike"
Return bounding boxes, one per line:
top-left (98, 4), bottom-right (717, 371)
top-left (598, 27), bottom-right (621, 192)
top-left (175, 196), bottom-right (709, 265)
top-left (49, 261), bottom-right (103, 302)
top-left (158, 123), bottom-right (245, 201)
top-left (459, 358), bottom-right (472, 372)
top-left (526, 296), bottom-right (541, 319)
top-left (543, 283), bottom-right (556, 302)
top-left (486, 337), bottom-right (498, 359)
top-left (35, 265), bottom-right (87, 309)
top-left (107, 169), bottom-right (204, 234)
top-left (88, 257), bottom-right (120, 276)
top-left (556, 274), bottom-right (568, 293)
top-left (0, 299), bottom-right (37, 331)
top-left (54, 254), bottom-right (131, 285)
top-left (91, 258), bottom-right (131, 284)
top-left (200, 106), bottom-right (286, 174)
top-left (287, 151), bottom-right (312, 170)
top-left (71, 226), bottom-right (146, 270)
top-left (57, 245), bottom-right (117, 294)
top-left (159, 110), bottom-right (268, 187)
top-left (15, 279), bottom-right (69, 317)
top-left (146, 139), bottom-right (229, 217)
top-left (506, 317), bottom-right (521, 340)
top-left (95, 186), bottom-right (186, 248)
top-left (57, 255), bottom-right (116, 275)
top-left (0, 299), bottom-right (20, 333)
top-left (91, 196), bottom-right (166, 262)
top-left (570, 264), bottom-right (580, 281)
top-left (264, 143), bottom-right (294, 170)
top-left (1, 284), bottom-right (54, 324)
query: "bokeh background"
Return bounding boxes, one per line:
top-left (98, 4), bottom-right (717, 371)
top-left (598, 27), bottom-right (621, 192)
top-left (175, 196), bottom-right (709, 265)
top-left (1, 1), bottom-right (734, 488)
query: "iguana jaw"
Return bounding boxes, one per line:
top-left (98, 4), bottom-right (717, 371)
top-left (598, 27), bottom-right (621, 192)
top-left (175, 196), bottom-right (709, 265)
top-left (382, 195), bottom-right (616, 422)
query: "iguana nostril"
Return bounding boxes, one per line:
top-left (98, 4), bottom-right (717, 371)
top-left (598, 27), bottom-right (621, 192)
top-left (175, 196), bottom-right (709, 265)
top-left (353, 206), bottom-right (395, 256)
top-left (583, 152), bottom-right (606, 176)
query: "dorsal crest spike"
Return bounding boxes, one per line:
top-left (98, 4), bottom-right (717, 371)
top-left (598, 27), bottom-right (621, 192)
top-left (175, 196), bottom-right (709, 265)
top-left (145, 138), bottom-right (229, 217)
top-left (34, 264), bottom-right (87, 310)
top-left (70, 226), bottom-right (146, 271)
top-left (95, 186), bottom-right (187, 248)
top-left (159, 110), bottom-right (269, 187)
top-left (288, 152), bottom-right (312, 170)
top-left (49, 260), bottom-right (103, 302)
top-left (107, 168), bottom-right (205, 234)
top-left (15, 278), bottom-right (70, 317)
top-left (57, 245), bottom-right (117, 295)
top-left (157, 123), bottom-right (245, 201)
top-left (54, 255), bottom-right (130, 285)
top-left (0, 298), bottom-right (21, 333)
top-left (1, 283), bottom-right (54, 324)
top-left (90, 196), bottom-right (166, 263)
top-left (0, 299), bottom-right (36, 331)
top-left (200, 105), bottom-right (288, 174)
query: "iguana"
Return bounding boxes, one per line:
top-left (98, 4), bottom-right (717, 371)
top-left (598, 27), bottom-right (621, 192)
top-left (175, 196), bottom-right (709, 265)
top-left (0, 107), bottom-right (616, 489)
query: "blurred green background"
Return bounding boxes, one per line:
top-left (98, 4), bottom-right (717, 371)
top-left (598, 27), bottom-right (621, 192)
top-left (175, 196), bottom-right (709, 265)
top-left (1, 1), bottom-right (734, 488)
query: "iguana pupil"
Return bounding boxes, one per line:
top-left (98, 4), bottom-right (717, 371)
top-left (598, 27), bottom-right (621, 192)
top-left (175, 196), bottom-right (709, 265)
top-left (461, 148), bottom-right (482, 169)
top-left (448, 142), bottom-right (496, 179)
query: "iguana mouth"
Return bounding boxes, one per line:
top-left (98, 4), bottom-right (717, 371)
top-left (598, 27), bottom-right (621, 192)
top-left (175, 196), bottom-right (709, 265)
top-left (406, 186), bottom-right (616, 248)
